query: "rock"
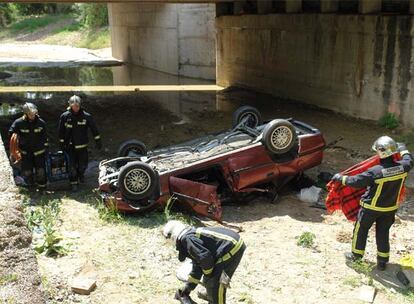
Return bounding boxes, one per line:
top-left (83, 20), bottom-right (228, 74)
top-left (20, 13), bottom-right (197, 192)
top-left (356, 285), bottom-right (376, 303)
top-left (71, 277), bottom-right (96, 295)
top-left (402, 268), bottom-right (414, 287)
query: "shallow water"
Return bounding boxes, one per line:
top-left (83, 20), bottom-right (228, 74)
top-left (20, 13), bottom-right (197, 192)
top-left (0, 63), bottom-right (387, 164)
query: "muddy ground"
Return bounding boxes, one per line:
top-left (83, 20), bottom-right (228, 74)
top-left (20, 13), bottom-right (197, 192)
top-left (2, 88), bottom-right (414, 304)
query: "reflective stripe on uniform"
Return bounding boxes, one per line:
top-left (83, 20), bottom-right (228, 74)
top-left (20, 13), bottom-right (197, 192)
top-left (377, 251), bottom-right (390, 258)
top-left (34, 149), bottom-right (45, 156)
top-left (20, 129), bottom-right (29, 133)
top-left (59, 139), bottom-right (65, 143)
top-left (94, 135), bottom-right (101, 140)
top-left (37, 184), bottom-right (46, 188)
top-left (70, 181), bottom-right (78, 185)
top-left (20, 150), bottom-right (27, 155)
top-left (363, 172), bottom-right (407, 211)
top-left (400, 150), bottom-right (410, 156)
top-left (75, 144), bottom-right (88, 149)
top-left (342, 176), bottom-right (347, 186)
top-left (65, 123), bottom-right (73, 128)
top-left (188, 275), bottom-right (202, 285)
top-left (218, 283), bottom-right (225, 304)
top-left (216, 239), bottom-right (244, 264)
top-left (34, 127), bottom-right (43, 133)
top-left (77, 120), bottom-right (87, 125)
top-left (352, 221), bottom-right (365, 256)
top-left (195, 228), bottom-right (238, 245)
top-left (202, 268), bottom-right (213, 275)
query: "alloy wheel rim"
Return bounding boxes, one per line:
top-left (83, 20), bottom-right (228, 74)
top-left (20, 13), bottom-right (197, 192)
top-left (270, 126), bottom-right (293, 150)
top-left (124, 168), bottom-right (151, 194)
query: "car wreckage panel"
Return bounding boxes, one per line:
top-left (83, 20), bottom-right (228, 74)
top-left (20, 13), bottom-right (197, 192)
top-left (169, 176), bottom-right (222, 221)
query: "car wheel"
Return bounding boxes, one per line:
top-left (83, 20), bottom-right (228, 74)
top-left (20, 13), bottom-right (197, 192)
top-left (232, 106), bottom-right (262, 128)
top-left (117, 139), bottom-right (147, 157)
top-left (118, 161), bottom-right (158, 201)
top-left (262, 119), bottom-right (297, 154)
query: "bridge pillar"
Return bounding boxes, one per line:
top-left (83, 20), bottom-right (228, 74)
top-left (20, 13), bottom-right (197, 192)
top-left (359, 0), bottom-right (381, 14)
top-left (285, 0), bottom-right (302, 13)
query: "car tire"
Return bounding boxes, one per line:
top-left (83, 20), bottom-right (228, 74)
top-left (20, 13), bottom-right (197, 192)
top-left (262, 119), bottom-right (297, 155)
top-left (232, 106), bottom-right (262, 128)
top-left (117, 139), bottom-right (147, 157)
top-left (118, 161), bottom-right (158, 201)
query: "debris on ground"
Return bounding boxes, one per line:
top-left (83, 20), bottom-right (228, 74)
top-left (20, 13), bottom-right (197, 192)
top-left (356, 285), bottom-right (376, 303)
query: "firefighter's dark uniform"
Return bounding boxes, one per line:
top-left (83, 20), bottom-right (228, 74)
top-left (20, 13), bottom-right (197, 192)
top-left (341, 149), bottom-right (413, 263)
top-left (9, 115), bottom-right (48, 189)
top-left (58, 108), bottom-right (101, 185)
top-left (177, 227), bottom-right (246, 304)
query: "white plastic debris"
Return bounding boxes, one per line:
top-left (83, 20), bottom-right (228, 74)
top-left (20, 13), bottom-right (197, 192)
top-left (176, 258), bottom-right (193, 282)
top-left (298, 186), bottom-right (322, 203)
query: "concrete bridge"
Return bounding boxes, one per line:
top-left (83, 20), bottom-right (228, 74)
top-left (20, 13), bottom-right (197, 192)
top-left (7, 0), bottom-right (414, 126)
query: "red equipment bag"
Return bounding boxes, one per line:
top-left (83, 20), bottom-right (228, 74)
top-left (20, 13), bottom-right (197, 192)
top-left (325, 154), bottom-right (405, 221)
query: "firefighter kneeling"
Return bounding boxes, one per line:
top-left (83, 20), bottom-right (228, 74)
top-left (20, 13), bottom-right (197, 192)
top-left (9, 103), bottom-right (48, 191)
top-left (332, 136), bottom-right (413, 270)
top-left (163, 220), bottom-right (246, 304)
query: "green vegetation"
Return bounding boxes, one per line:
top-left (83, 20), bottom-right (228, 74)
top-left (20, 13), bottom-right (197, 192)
top-left (85, 192), bottom-right (124, 224)
top-left (9, 15), bottom-right (62, 32)
top-left (0, 273), bottom-right (18, 285)
top-left (0, 3), bottom-right (110, 49)
top-left (378, 112), bottom-right (399, 130)
top-left (24, 198), bottom-right (68, 256)
top-left (342, 275), bottom-right (361, 288)
top-left (401, 289), bottom-right (414, 302)
top-left (395, 132), bottom-right (414, 152)
top-left (296, 231), bottom-right (316, 248)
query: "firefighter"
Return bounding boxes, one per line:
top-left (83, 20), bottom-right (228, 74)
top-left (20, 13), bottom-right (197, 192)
top-left (58, 95), bottom-right (101, 191)
top-left (163, 220), bottom-right (246, 304)
top-left (9, 102), bottom-right (48, 191)
top-left (332, 136), bottom-right (413, 270)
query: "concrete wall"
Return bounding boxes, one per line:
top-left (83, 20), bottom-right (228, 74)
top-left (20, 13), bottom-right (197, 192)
top-left (109, 3), bottom-right (216, 80)
top-left (216, 14), bottom-right (414, 126)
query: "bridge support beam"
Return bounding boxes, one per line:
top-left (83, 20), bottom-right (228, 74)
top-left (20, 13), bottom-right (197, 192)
top-left (359, 0), bottom-right (381, 14)
top-left (321, 0), bottom-right (338, 13)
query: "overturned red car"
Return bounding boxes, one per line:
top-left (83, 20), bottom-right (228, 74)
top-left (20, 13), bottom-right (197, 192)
top-left (98, 106), bottom-right (326, 221)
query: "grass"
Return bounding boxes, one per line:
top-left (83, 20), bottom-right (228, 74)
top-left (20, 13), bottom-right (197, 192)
top-left (296, 231), bottom-right (316, 248)
top-left (85, 192), bottom-right (124, 224)
top-left (9, 15), bottom-right (63, 33)
top-left (0, 273), bottom-right (18, 285)
top-left (378, 112), bottom-right (399, 130)
top-left (0, 13), bottom-right (110, 50)
top-left (342, 275), bottom-right (361, 288)
top-left (76, 27), bottom-right (110, 49)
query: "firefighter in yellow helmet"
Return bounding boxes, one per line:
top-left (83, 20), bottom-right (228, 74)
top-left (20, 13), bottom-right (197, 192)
top-left (332, 136), bottom-right (413, 270)
top-left (58, 95), bottom-right (101, 192)
top-left (163, 220), bottom-right (246, 304)
top-left (9, 102), bottom-right (48, 191)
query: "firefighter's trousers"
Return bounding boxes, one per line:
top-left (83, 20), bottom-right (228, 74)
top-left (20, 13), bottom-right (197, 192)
top-left (205, 244), bottom-right (246, 304)
top-left (68, 146), bottom-right (88, 185)
top-left (352, 208), bottom-right (396, 262)
top-left (21, 151), bottom-right (46, 189)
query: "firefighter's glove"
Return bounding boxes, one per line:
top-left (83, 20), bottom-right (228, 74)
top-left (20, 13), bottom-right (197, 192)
top-left (95, 140), bottom-right (102, 150)
top-left (331, 173), bottom-right (343, 183)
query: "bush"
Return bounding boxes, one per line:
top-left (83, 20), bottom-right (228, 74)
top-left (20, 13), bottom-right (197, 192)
top-left (75, 4), bottom-right (108, 28)
top-left (296, 231), bottom-right (316, 248)
top-left (378, 112), bottom-right (399, 130)
top-left (11, 3), bottom-right (57, 16)
top-left (0, 4), bottom-right (15, 27)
